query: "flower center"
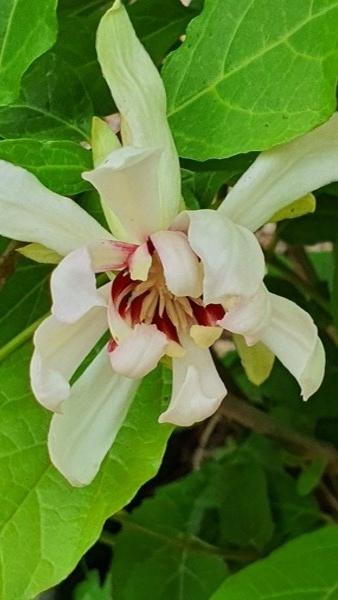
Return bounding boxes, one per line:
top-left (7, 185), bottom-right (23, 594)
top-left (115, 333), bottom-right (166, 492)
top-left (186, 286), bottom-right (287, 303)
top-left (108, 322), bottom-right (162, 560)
top-left (111, 247), bottom-right (225, 345)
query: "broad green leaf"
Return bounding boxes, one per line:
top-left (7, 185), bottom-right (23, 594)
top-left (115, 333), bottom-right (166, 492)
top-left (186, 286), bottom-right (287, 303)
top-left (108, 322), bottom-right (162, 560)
top-left (0, 53), bottom-right (93, 141)
top-left (210, 526), bottom-right (338, 600)
top-left (331, 242), bottom-right (338, 331)
top-left (0, 258), bottom-right (51, 346)
top-left (0, 0), bottom-right (57, 105)
top-left (128, 0), bottom-right (200, 65)
top-left (297, 457), bottom-right (327, 496)
top-left (164, 0), bottom-right (338, 160)
top-left (233, 334), bottom-right (275, 386)
top-left (111, 465), bottom-right (228, 600)
top-left (17, 244), bottom-right (61, 265)
top-left (270, 193), bottom-right (316, 223)
top-left (0, 139), bottom-right (92, 195)
top-left (216, 461), bottom-right (274, 550)
top-left (0, 347), bottom-right (172, 599)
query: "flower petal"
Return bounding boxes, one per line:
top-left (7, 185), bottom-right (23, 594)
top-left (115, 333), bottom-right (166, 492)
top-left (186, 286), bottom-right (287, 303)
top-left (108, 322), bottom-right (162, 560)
top-left (48, 348), bottom-right (139, 486)
top-left (109, 323), bottom-right (167, 379)
top-left (31, 301), bottom-right (108, 412)
top-left (51, 246), bottom-right (106, 324)
top-left (220, 112), bottom-right (338, 231)
top-left (151, 230), bottom-right (203, 298)
top-left (0, 160), bottom-right (111, 255)
top-left (187, 209), bottom-right (265, 303)
top-left (129, 242), bottom-right (152, 281)
top-left (159, 335), bottom-right (226, 426)
top-left (219, 285), bottom-right (272, 346)
top-left (83, 147), bottom-right (164, 243)
top-left (96, 0), bottom-right (181, 227)
top-left (89, 239), bottom-right (137, 272)
top-left (259, 293), bottom-right (325, 400)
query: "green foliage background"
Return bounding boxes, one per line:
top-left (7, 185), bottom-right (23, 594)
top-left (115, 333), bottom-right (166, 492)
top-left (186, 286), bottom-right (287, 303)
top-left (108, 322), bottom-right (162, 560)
top-left (1, 0), bottom-right (338, 598)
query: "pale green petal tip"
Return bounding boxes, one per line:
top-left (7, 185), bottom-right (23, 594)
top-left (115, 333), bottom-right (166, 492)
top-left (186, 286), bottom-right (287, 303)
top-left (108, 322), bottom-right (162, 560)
top-left (269, 192), bottom-right (316, 224)
top-left (234, 333), bottom-right (275, 386)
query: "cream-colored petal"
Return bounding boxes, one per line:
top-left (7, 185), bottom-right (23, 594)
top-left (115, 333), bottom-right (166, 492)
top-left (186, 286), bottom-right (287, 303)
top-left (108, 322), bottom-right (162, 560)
top-left (51, 247), bottom-right (106, 324)
top-left (0, 160), bottom-right (111, 255)
top-left (220, 112), bottom-right (338, 231)
top-left (48, 348), bottom-right (139, 486)
top-left (187, 209), bottom-right (265, 304)
top-left (83, 146), bottom-right (164, 242)
top-left (129, 242), bottom-right (152, 281)
top-left (30, 301), bottom-right (108, 412)
top-left (109, 324), bottom-right (167, 379)
top-left (219, 285), bottom-right (272, 346)
top-left (190, 324), bottom-right (222, 348)
top-left (96, 0), bottom-right (181, 227)
top-left (259, 294), bottom-right (325, 400)
top-left (159, 335), bottom-right (226, 426)
top-left (151, 230), bottom-right (202, 298)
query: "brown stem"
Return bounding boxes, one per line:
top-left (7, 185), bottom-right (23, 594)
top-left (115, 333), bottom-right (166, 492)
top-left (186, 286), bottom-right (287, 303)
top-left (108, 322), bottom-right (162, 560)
top-left (220, 393), bottom-right (338, 470)
top-left (0, 240), bottom-right (20, 290)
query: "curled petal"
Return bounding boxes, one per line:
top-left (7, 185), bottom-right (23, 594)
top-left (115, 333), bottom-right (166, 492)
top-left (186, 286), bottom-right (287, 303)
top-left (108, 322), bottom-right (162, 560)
top-left (83, 146), bottom-right (165, 243)
top-left (187, 209), bottom-right (265, 304)
top-left (219, 285), bottom-right (272, 345)
top-left (96, 1), bottom-right (181, 229)
top-left (151, 230), bottom-right (202, 298)
top-left (220, 112), bottom-right (338, 231)
top-left (51, 246), bottom-right (106, 323)
top-left (159, 335), bottom-right (226, 426)
top-left (48, 348), bottom-right (139, 486)
top-left (109, 323), bottom-right (167, 379)
top-left (259, 294), bottom-right (325, 400)
top-left (0, 160), bottom-right (111, 255)
top-left (30, 299), bottom-right (108, 412)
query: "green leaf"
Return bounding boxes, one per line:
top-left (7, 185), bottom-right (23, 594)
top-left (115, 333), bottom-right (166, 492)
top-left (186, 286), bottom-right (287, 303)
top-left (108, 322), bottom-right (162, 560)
top-left (233, 334), bottom-right (275, 386)
top-left (0, 0), bottom-right (58, 105)
top-left (0, 348), bottom-right (173, 599)
top-left (73, 570), bottom-right (111, 600)
top-left (0, 258), bottom-right (51, 347)
top-left (0, 139), bottom-right (92, 195)
top-left (128, 0), bottom-right (200, 65)
top-left (164, 0), bottom-right (338, 160)
top-left (111, 466), bottom-right (228, 600)
top-left (216, 460), bottom-right (274, 550)
top-left (297, 457), bottom-right (327, 496)
top-left (210, 526), bottom-right (338, 600)
top-left (0, 52), bottom-right (93, 141)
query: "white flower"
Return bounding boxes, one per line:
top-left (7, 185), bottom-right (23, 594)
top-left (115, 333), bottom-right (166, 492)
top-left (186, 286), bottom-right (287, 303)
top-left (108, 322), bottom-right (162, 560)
top-left (0, 0), bottom-right (332, 486)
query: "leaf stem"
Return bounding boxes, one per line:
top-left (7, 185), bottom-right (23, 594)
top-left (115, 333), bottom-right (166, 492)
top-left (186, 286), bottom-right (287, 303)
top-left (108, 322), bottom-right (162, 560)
top-left (0, 314), bottom-right (47, 363)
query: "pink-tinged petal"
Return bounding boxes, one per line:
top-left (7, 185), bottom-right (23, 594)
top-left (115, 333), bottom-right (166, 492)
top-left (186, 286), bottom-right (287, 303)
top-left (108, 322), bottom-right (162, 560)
top-left (83, 146), bottom-right (165, 243)
top-left (159, 335), bottom-right (226, 426)
top-left (259, 293), bottom-right (325, 400)
top-left (151, 230), bottom-right (202, 298)
top-left (108, 280), bottom-right (133, 342)
top-left (109, 323), bottom-right (167, 379)
top-left (220, 285), bottom-right (272, 346)
top-left (129, 242), bottom-right (152, 281)
top-left (90, 239), bottom-right (137, 272)
top-left (48, 348), bottom-right (139, 486)
top-left (30, 296), bottom-right (108, 412)
top-left (186, 210), bottom-right (265, 304)
top-left (51, 246), bottom-right (106, 324)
